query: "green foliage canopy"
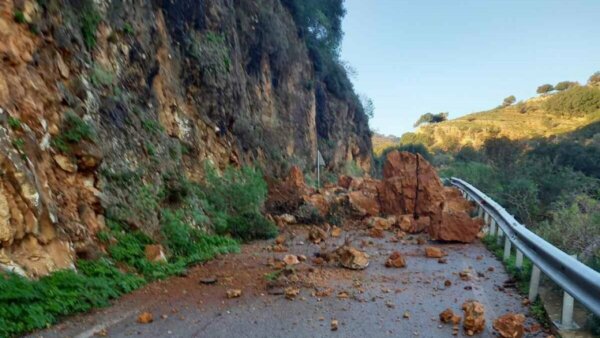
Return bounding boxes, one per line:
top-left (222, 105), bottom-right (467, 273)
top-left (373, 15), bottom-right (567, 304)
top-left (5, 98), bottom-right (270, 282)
top-left (414, 112), bottom-right (449, 127)
top-left (536, 84), bottom-right (554, 94)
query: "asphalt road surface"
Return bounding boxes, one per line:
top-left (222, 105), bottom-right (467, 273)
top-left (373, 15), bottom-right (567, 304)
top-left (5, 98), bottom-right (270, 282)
top-left (30, 227), bottom-right (546, 338)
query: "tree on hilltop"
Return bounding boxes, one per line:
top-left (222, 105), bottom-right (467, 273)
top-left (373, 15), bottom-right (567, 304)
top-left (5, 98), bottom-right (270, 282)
top-left (588, 71), bottom-right (600, 86)
top-left (536, 84), bottom-right (554, 94)
top-left (555, 81), bottom-right (578, 91)
top-left (502, 95), bottom-right (516, 107)
top-left (414, 112), bottom-right (448, 127)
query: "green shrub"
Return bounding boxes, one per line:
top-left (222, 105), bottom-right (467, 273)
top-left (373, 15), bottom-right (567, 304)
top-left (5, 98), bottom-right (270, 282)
top-left (80, 0), bottom-right (101, 49)
top-left (8, 117), bottom-right (21, 130)
top-left (225, 211), bottom-right (278, 241)
top-left (161, 210), bottom-right (239, 263)
top-left (201, 164), bottom-right (277, 241)
top-left (187, 31), bottom-right (231, 80)
top-left (342, 161), bottom-right (364, 177)
top-left (13, 11), bottom-right (26, 24)
top-left (51, 112), bottom-right (95, 153)
top-left (122, 22), bottom-right (134, 35)
top-left (12, 138), bottom-right (25, 152)
top-left (0, 258), bottom-right (144, 337)
top-left (294, 203), bottom-right (324, 224)
top-left (544, 85), bottom-right (600, 117)
top-left (107, 229), bottom-right (184, 280)
top-left (145, 142), bottom-right (156, 156)
top-left (536, 195), bottom-right (600, 262)
top-left (142, 119), bottom-right (165, 135)
top-left (90, 65), bottom-right (114, 87)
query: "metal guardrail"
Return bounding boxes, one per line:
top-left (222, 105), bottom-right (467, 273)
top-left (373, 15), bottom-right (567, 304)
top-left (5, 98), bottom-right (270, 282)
top-left (450, 177), bottom-right (600, 325)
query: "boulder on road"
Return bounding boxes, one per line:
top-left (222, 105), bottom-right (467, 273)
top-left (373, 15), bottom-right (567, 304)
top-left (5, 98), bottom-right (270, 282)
top-left (425, 246), bottom-right (446, 258)
top-left (430, 210), bottom-right (484, 243)
top-left (385, 251), bottom-right (406, 268)
top-left (265, 166), bottom-right (307, 214)
top-left (336, 246), bottom-right (369, 270)
top-left (462, 300), bottom-right (486, 336)
top-left (367, 216), bottom-right (396, 230)
top-left (493, 313), bottom-right (525, 338)
top-left (348, 191), bottom-right (380, 217)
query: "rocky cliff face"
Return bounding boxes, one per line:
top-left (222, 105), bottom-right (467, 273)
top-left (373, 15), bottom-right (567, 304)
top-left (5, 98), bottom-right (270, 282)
top-left (0, 0), bottom-right (371, 277)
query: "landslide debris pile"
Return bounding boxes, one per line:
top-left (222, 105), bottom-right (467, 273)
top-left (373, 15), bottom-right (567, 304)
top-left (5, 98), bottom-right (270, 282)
top-left (267, 150), bottom-right (484, 244)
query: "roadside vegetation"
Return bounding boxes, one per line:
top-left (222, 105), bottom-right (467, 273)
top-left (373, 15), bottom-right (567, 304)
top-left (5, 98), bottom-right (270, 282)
top-left (0, 164), bottom-right (275, 337)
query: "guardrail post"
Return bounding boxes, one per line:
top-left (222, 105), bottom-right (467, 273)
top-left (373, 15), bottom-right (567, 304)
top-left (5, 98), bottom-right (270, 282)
top-left (515, 249), bottom-right (523, 268)
top-left (558, 254), bottom-right (578, 330)
top-left (489, 219), bottom-right (497, 237)
top-left (503, 235), bottom-right (512, 261)
top-left (477, 206), bottom-right (483, 218)
top-left (497, 228), bottom-right (504, 245)
top-left (528, 264), bottom-right (541, 301)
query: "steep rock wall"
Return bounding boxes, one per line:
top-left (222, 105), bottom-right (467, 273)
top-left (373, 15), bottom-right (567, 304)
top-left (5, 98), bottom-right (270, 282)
top-left (0, 0), bottom-right (371, 277)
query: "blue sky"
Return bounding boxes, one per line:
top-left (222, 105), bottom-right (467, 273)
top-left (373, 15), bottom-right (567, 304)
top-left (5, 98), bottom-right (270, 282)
top-left (340, 0), bottom-right (600, 136)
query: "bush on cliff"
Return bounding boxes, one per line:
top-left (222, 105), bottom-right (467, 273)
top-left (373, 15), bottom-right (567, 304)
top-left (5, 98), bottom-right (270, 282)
top-left (201, 164), bottom-right (277, 241)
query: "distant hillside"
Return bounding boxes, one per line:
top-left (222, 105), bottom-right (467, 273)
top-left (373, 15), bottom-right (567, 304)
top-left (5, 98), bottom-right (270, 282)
top-left (392, 84), bottom-right (600, 152)
top-left (372, 133), bottom-right (400, 155)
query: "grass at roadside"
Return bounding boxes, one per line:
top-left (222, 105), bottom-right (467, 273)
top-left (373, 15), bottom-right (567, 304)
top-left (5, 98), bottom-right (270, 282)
top-left (481, 235), bottom-right (553, 330)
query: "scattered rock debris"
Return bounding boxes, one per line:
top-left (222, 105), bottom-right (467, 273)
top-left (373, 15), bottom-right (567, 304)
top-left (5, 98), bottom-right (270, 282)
top-left (336, 246), bottom-right (369, 270)
top-left (385, 251), bottom-right (407, 268)
top-left (283, 254), bottom-right (300, 266)
top-left (226, 289), bottom-right (242, 299)
top-left (425, 246), bottom-right (446, 258)
top-left (284, 287), bottom-right (300, 300)
top-left (331, 226), bottom-right (342, 237)
top-left (331, 319), bottom-right (339, 331)
top-left (462, 300), bottom-right (485, 336)
top-left (275, 234), bottom-right (286, 245)
top-left (137, 312), bottom-right (154, 324)
top-left (493, 313), bottom-right (525, 338)
top-left (439, 308), bottom-right (455, 323)
top-left (459, 270), bottom-right (471, 281)
top-left (369, 227), bottom-right (385, 238)
top-left (308, 226), bottom-right (328, 244)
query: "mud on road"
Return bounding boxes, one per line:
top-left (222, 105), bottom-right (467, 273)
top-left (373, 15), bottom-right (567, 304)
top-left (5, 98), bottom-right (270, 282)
top-left (30, 226), bottom-right (548, 338)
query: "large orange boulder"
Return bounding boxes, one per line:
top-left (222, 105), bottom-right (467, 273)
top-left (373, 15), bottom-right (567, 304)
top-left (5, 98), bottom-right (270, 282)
top-left (379, 151), bottom-right (481, 242)
top-left (265, 166), bottom-right (308, 214)
top-left (337, 175), bottom-right (353, 189)
top-left (429, 186), bottom-right (483, 243)
top-left (305, 193), bottom-right (330, 216)
top-left (379, 151), bottom-right (445, 228)
top-left (379, 176), bottom-right (413, 215)
top-left (430, 210), bottom-right (484, 243)
top-left (443, 187), bottom-right (474, 212)
top-left (348, 191), bottom-right (380, 217)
